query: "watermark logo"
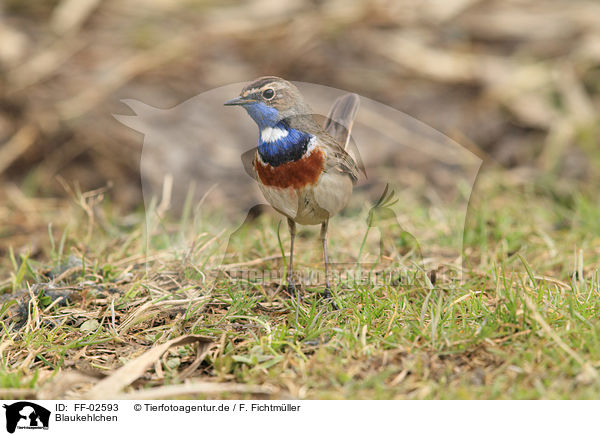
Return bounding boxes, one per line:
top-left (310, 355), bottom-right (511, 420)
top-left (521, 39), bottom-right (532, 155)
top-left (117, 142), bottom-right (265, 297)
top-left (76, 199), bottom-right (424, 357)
top-left (2, 402), bottom-right (50, 433)
top-left (114, 81), bottom-right (482, 285)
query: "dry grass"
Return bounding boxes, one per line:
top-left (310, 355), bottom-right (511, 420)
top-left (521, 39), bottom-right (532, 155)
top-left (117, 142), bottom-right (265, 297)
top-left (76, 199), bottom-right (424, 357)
top-left (1, 166), bottom-right (599, 399)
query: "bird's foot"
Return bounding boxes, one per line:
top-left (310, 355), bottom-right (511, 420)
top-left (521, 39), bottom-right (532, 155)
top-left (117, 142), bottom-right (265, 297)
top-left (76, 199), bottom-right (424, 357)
top-left (321, 287), bottom-right (338, 310)
top-left (282, 282), bottom-right (298, 298)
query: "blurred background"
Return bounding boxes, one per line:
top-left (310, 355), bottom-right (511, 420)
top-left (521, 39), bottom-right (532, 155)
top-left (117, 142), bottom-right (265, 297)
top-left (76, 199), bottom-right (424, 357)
top-left (1, 0), bottom-right (599, 209)
top-left (2, 0), bottom-right (600, 400)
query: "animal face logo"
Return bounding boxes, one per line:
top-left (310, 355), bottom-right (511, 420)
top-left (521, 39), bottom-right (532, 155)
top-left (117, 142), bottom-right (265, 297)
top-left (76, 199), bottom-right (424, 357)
top-left (115, 81), bottom-right (481, 283)
top-left (3, 402), bottom-right (50, 433)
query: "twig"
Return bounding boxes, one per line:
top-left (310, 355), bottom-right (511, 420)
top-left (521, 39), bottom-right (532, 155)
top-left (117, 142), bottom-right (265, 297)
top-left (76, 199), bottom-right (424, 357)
top-left (113, 381), bottom-right (276, 400)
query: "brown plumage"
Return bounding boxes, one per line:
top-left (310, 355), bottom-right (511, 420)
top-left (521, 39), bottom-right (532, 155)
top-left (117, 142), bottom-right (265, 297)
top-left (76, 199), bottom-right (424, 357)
top-left (254, 147), bottom-right (325, 189)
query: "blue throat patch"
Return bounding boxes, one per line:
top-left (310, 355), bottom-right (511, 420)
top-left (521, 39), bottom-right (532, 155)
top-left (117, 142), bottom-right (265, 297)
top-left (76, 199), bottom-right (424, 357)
top-left (243, 102), bottom-right (313, 167)
top-left (257, 121), bottom-right (312, 167)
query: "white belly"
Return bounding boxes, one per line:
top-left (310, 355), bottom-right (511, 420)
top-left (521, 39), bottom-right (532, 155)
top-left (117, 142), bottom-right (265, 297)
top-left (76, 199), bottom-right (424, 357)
top-left (257, 171), bottom-right (353, 225)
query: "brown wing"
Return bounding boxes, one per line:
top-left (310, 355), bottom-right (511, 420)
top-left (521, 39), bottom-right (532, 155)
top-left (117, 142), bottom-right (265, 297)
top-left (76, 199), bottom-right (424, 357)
top-left (319, 134), bottom-right (361, 182)
top-left (286, 101), bottom-right (362, 183)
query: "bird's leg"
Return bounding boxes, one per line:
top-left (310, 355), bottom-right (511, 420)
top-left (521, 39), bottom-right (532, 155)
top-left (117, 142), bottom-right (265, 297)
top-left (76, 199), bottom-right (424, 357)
top-left (320, 220), bottom-right (336, 306)
top-left (320, 220), bottom-right (330, 291)
top-left (286, 218), bottom-right (296, 295)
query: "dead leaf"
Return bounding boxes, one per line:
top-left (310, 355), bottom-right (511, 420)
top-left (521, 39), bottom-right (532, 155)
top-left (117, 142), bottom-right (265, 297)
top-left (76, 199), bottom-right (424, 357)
top-left (84, 335), bottom-right (213, 399)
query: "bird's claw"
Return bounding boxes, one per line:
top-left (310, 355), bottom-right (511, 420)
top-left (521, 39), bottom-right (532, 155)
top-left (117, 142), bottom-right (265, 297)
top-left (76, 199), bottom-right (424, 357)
top-left (321, 287), bottom-right (338, 310)
top-left (282, 282), bottom-right (297, 298)
top-left (282, 284), bottom-right (338, 309)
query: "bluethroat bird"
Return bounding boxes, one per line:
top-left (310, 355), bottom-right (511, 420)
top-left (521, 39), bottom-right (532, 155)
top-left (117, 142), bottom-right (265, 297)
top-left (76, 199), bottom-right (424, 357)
top-left (225, 76), bottom-right (360, 301)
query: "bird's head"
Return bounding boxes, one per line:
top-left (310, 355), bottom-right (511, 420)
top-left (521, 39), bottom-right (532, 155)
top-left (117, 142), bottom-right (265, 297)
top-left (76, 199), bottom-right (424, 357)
top-left (224, 76), bottom-right (311, 129)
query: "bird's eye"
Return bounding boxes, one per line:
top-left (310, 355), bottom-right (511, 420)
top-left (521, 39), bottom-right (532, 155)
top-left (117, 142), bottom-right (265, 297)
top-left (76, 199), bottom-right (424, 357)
top-left (262, 88), bottom-right (275, 100)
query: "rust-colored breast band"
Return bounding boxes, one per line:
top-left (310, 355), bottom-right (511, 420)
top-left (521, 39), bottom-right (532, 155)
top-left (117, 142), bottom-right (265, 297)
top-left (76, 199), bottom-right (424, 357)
top-left (255, 149), bottom-right (325, 189)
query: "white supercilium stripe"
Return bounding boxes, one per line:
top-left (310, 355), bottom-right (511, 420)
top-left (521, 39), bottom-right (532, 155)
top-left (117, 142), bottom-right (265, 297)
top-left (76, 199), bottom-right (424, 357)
top-left (261, 127), bottom-right (289, 143)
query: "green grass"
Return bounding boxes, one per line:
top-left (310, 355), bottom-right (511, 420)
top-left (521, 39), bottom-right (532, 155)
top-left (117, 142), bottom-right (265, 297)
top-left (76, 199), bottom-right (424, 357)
top-left (1, 168), bottom-right (599, 399)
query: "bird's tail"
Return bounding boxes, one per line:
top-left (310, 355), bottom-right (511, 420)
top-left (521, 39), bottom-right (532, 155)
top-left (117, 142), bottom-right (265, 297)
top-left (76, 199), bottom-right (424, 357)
top-left (323, 93), bottom-right (360, 150)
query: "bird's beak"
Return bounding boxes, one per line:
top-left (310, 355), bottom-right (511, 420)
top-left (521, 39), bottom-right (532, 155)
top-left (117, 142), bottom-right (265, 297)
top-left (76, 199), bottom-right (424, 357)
top-left (224, 95), bottom-right (256, 106)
